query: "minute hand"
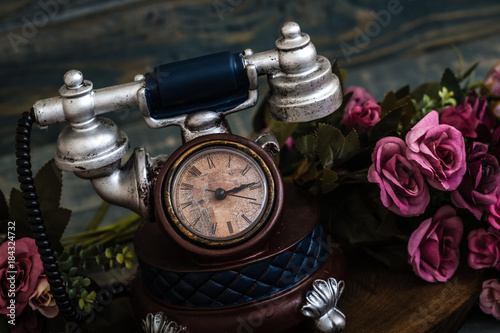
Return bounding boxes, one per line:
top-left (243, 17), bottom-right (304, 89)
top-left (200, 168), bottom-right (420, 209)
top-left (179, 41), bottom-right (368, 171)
top-left (205, 189), bottom-right (256, 201)
top-left (226, 182), bottom-right (258, 194)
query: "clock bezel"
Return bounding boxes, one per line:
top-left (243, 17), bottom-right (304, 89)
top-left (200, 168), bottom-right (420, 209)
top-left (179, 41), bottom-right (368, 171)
top-left (154, 134), bottom-right (284, 256)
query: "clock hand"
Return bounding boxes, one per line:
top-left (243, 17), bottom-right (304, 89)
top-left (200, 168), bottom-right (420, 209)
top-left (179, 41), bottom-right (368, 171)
top-left (205, 182), bottom-right (258, 201)
top-left (226, 193), bottom-right (256, 200)
top-left (226, 182), bottom-right (258, 194)
top-left (205, 189), bottom-right (256, 201)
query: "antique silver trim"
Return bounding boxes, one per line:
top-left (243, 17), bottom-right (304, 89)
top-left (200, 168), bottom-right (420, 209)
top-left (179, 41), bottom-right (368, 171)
top-left (301, 278), bottom-right (346, 333)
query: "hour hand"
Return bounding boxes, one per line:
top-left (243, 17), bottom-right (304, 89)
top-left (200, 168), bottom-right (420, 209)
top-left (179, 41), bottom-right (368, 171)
top-left (227, 182), bottom-right (258, 194)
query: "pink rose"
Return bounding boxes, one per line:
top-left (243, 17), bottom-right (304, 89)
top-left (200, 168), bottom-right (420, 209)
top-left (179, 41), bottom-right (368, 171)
top-left (466, 91), bottom-right (495, 142)
top-left (467, 228), bottom-right (500, 270)
top-left (493, 127), bottom-right (500, 163)
top-left (440, 102), bottom-right (479, 138)
top-left (482, 62), bottom-right (500, 98)
top-left (344, 85), bottom-right (375, 111)
top-left (451, 142), bottom-right (500, 219)
top-left (488, 193), bottom-right (500, 230)
top-left (408, 206), bottom-right (463, 282)
top-left (0, 238), bottom-right (43, 316)
top-left (29, 276), bottom-right (58, 318)
top-left (342, 100), bottom-right (381, 132)
top-left (479, 279), bottom-right (500, 320)
top-left (368, 137), bottom-right (430, 216)
top-left (405, 111), bottom-right (466, 191)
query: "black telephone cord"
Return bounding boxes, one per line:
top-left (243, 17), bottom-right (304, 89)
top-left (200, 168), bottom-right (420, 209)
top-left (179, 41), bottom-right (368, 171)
top-left (15, 110), bottom-right (130, 325)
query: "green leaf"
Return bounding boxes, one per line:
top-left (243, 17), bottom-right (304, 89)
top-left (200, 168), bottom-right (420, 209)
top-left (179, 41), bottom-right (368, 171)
top-left (8, 188), bottom-right (32, 239)
top-left (269, 121), bottom-right (298, 149)
top-left (379, 92), bottom-right (416, 129)
top-left (398, 95), bottom-right (418, 131)
top-left (322, 168), bottom-right (339, 194)
top-left (410, 81), bottom-right (440, 102)
top-left (291, 159), bottom-right (321, 188)
top-left (320, 91), bottom-right (351, 127)
top-left (34, 160), bottom-right (63, 211)
top-left (395, 85), bottom-right (410, 100)
top-left (294, 134), bottom-right (317, 161)
top-left (440, 68), bottom-right (464, 102)
top-left (338, 129), bottom-right (360, 164)
top-left (0, 190), bottom-right (8, 222)
top-left (316, 124), bottom-right (361, 169)
top-left (332, 57), bottom-right (345, 92)
top-left (380, 91), bottom-right (398, 117)
top-left (316, 123), bottom-right (344, 169)
top-left (367, 107), bottom-right (403, 143)
top-left (8, 160), bottom-right (71, 252)
top-left (459, 61), bottom-right (479, 82)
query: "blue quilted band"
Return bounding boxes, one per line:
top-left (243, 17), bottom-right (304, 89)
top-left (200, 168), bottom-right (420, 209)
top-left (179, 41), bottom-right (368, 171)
top-left (139, 223), bottom-right (330, 308)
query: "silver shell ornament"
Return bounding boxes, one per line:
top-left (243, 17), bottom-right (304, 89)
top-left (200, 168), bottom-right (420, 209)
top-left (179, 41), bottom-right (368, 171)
top-left (301, 278), bottom-right (346, 333)
top-left (141, 312), bottom-right (187, 333)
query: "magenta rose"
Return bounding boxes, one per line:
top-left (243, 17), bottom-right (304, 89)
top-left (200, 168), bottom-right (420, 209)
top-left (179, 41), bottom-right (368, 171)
top-left (368, 137), bottom-right (430, 216)
top-left (493, 127), bottom-right (500, 163)
top-left (440, 102), bottom-right (479, 139)
top-left (479, 279), bottom-right (500, 320)
top-left (451, 142), bottom-right (500, 219)
top-left (488, 194), bottom-right (500, 230)
top-left (0, 238), bottom-right (43, 316)
top-left (344, 85), bottom-right (375, 111)
top-left (467, 228), bottom-right (500, 270)
top-left (408, 205), bottom-right (463, 282)
top-left (405, 111), bottom-right (466, 191)
top-left (482, 62), bottom-right (500, 98)
top-left (342, 100), bottom-right (381, 132)
top-left (467, 91), bottom-right (495, 142)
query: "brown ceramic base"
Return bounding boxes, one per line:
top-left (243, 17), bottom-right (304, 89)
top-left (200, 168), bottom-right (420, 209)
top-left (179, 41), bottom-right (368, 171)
top-left (131, 250), bottom-right (345, 333)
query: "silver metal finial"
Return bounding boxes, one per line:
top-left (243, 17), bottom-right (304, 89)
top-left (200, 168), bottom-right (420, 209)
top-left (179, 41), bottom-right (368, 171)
top-left (63, 69), bottom-right (84, 89)
top-left (141, 312), bottom-right (187, 333)
top-left (301, 278), bottom-right (346, 333)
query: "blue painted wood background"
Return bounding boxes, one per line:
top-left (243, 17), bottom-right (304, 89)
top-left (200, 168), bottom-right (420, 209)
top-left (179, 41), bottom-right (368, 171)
top-left (1, 1), bottom-right (500, 331)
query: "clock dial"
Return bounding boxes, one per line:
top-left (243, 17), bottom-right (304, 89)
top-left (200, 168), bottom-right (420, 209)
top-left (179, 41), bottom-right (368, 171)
top-left (166, 143), bottom-right (274, 246)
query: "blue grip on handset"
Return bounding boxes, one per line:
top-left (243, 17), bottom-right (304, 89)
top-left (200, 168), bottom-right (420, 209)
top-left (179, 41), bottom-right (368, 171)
top-left (144, 51), bottom-right (250, 119)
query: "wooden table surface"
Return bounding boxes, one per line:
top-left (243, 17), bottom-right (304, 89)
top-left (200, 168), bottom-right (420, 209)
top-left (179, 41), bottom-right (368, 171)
top-left (340, 251), bottom-right (484, 333)
top-left (2, 1), bottom-right (500, 332)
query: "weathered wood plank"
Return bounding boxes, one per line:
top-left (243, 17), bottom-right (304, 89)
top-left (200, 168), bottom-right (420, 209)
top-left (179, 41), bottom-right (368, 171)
top-left (340, 251), bottom-right (483, 333)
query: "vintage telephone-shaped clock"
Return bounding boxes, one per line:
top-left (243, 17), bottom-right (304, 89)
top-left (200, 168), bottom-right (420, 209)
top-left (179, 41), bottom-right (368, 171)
top-left (16, 22), bottom-right (347, 332)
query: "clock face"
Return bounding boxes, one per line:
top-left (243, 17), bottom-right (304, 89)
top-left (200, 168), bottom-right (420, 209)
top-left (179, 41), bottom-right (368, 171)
top-left (165, 142), bottom-right (275, 247)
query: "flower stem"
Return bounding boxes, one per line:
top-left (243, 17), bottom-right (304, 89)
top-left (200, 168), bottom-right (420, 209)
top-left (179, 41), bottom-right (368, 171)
top-left (85, 201), bottom-right (110, 231)
top-left (62, 214), bottom-right (141, 249)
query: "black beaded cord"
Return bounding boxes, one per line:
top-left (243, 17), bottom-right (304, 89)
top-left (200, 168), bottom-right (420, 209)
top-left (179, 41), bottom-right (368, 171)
top-left (15, 110), bottom-right (130, 324)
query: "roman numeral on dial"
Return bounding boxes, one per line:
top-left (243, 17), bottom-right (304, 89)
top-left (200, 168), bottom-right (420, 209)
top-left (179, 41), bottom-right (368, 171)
top-left (242, 214), bottom-right (252, 224)
top-left (188, 166), bottom-right (202, 177)
top-left (180, 183), bottom-right (193, 191)
top-left (207, 156), bottom-right (216, 169)
top-left (226, 221), bottom-right (234, 234)
top-left (240, 164), bottom-right (251, 176)
top-left (180, 201), bottom-right (193, 209)
top-left (210, 222), bottom-right (217, 236)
